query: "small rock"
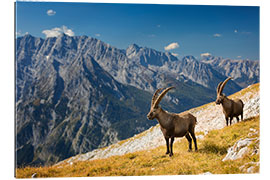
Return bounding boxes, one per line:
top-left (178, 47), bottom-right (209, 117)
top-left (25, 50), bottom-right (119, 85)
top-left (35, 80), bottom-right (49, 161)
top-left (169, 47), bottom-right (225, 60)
top-left (200, 172), bottom-right (212, 175)
top-left (196, 135), bottom-right (204, 140)
top-left (40, 99), bottom-right (45, 104)
top-left (248, 128), bottom-right (258, 137)
top-left (31, 173), bottom-right (37, 178)
top-left (247, 166), bottom-right (255, 173)
top-left (251, 148), bottom-right (259, 156)
top-left (240, 162), bottom-right (259, 173)
top-left (248, 132), bottom-right (258, 137)
top-left (236, 138), bottom-right (255, 149)
top-left (236, 147), bottom-right (249, 159)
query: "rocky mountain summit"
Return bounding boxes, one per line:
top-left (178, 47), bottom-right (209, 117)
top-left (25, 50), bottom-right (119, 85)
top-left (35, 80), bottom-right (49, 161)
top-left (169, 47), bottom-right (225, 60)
top-left (202, 56), bottom-right (259, 88)
top-left (15, 34), bottom-right (259, 167)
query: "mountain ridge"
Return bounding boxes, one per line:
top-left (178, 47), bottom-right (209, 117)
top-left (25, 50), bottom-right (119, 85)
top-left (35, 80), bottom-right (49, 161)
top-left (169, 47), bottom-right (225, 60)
top-left (201, 56), bottom-right (259, 88)
top-left (17, 34), bottom-right (258, 92)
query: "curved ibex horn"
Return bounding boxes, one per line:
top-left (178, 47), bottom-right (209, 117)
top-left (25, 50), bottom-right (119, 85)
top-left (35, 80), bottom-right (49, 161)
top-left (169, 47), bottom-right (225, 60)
top-left (216, 81), bottom-right (223, 94)
top-left (219, 77), bottom-right (232, 95)
top-left (152, 86), bottom-right (175, 108)
top-left (151, 88), bottom-right (163, 107)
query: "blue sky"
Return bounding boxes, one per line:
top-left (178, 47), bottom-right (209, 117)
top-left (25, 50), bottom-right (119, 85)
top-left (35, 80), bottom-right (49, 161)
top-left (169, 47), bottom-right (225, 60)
top-left (16, 1), bottom-right (259, 60)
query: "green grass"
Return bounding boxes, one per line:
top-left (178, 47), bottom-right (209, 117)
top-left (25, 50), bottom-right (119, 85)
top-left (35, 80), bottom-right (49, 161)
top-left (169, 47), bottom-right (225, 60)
top-left (16, 115), bottom-right (259, 178)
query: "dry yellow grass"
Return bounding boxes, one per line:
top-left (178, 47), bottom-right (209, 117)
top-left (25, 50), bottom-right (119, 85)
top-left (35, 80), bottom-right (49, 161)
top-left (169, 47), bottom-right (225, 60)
top-left (16, 115), bottom-right (259, 178)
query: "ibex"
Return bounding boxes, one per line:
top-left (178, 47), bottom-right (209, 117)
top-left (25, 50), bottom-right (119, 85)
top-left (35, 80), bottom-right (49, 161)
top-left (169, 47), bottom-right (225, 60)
top-left (147, 87), bottom-right (198, 156)
top-left (216, 77), bottom-right (244, 126)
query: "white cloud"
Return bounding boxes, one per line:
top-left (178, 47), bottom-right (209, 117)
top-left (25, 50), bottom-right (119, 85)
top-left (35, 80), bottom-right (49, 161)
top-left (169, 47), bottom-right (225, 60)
top-left (95, 34), bottom-right (101, 37)
top-left (213, 33), bottom-right (222, 37)
top-left (16, 30), bottom-right (22, 36)
top-left (171, 53), bottom-right (179, 57)
top-left (201, 52), bottom-right (212, 57)
top-left (164, 42), bottom-right (179, 51)
top-left (47, 9), bottom-right (56, 16)
top-left (237, 56), bottom-right (242, 58)
top-left (42, 26), bottom-right (75, 38)
top-left (16, 30), bottom-right (28, 37)
top-left (234, 29), bottom-right (238, 33)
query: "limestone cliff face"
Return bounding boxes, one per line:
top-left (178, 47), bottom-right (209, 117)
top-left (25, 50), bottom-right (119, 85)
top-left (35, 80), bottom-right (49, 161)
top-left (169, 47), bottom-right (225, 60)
top-left (16, 34), bottom-right (156, 166)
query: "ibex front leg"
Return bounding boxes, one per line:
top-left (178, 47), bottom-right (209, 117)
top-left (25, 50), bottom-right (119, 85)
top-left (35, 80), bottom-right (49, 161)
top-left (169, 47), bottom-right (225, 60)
top-left (165, 137), bottom-right (175, 156)
top-left (169, 137), bottom-right (175, 157)
top-left (165, 137), bottom-right (170, 155)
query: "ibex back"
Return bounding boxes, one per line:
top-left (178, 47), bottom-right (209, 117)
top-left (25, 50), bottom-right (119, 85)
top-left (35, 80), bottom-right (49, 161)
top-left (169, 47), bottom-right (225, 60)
top-left (147, 87), bottom-right (198, 156)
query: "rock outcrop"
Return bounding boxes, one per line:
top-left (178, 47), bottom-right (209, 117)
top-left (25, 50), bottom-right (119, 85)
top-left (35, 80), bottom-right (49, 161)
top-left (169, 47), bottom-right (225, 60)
top-left (222, 137), bottom-right (259, 161)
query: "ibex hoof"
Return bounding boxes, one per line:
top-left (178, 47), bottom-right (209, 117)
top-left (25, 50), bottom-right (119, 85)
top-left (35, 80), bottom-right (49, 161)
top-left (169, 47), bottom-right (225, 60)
top-left (169, 153), bottom-right (173, 157)
top-left (188, 149), bottom-right (192, 152)
top-left (165, 151), bottom-right (170, 155)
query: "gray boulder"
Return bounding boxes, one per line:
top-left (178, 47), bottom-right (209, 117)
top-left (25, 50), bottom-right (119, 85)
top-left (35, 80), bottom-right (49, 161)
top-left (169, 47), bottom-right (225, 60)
top-left (222, 137), bottom-right (258, 161)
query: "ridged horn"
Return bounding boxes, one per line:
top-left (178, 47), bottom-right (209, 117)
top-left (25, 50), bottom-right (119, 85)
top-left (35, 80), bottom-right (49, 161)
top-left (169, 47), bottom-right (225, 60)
top-left (219, 77), bottom-right (232, 95)
top-left (152, 86), bottom-right (175, 108)
top-left (216, 81), bottom-right (223, 94)
top-left (151, 88), bottom-right (163, 107)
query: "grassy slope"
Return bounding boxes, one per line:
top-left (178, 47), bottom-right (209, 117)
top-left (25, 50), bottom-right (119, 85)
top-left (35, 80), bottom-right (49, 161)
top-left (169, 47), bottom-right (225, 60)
top-left (16, 115), bottom-right (259, 177)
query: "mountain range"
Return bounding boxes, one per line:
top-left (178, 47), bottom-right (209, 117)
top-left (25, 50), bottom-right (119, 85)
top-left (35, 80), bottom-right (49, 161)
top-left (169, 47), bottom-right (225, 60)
top-left (15, 34), bottom-right (259, 166)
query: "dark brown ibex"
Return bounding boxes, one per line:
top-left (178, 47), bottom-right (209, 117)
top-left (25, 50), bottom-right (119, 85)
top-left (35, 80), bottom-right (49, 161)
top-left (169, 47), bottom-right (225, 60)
top-left (147, 87), bottom-right (198, 156)
top-left (215, 77), bottom-right (244, 126)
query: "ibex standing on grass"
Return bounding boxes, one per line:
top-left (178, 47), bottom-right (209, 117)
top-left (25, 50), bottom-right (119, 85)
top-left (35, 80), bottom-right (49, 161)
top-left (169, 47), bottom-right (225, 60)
top-left (147, 87), bottom-right (198, 156)
top-left (216, 77), bottom-right (244, 126)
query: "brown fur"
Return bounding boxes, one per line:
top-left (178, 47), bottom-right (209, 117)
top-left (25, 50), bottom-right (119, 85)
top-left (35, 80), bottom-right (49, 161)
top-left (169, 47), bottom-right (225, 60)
top-left (216, 77), bottom-right (244, 126)
top-left (147, 87), bottom-right (198, 156)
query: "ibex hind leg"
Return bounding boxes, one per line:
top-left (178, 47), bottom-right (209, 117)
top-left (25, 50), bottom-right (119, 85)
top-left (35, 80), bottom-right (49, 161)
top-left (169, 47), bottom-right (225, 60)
top-left (169, 137), bottom-right (174, 157)
top-left (226, 117), bottom-right (229, 126)
top-left (236, 116), bottom-right (240, 123)
top-left (189, 131), bottom-right (198, 151)
top-left (185, 134), bottom-right (192, 152)
top-left (230, 117), bottom-right (233, 125)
